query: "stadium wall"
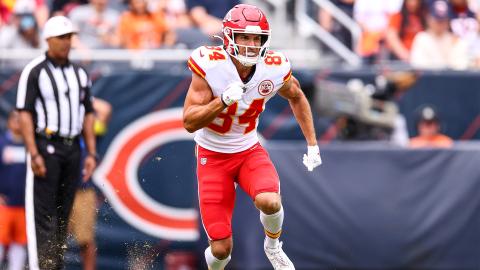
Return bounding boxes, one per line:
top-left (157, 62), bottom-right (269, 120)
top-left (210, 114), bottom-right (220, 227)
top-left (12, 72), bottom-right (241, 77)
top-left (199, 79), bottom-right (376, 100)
top-left (0, 68), bottom-right (479, 269)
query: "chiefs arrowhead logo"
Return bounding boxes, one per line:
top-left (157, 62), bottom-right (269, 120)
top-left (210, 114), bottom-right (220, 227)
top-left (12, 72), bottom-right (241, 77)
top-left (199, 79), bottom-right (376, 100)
top-left (258, 80), bottom-right (274, 96)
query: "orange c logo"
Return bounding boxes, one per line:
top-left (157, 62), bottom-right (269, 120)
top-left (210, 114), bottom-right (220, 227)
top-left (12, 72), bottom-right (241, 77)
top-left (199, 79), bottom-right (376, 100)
top-left (93, 108), bottom-right (198, 241)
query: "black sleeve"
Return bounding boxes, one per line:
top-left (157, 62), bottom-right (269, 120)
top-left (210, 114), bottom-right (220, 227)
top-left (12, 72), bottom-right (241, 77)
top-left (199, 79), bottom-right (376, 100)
top-left (16, 67), bottom-right (38, 113)
top-left (81, 67), bottom-right (94, 114)
top-left (83, 85), bottom-right (94, 114)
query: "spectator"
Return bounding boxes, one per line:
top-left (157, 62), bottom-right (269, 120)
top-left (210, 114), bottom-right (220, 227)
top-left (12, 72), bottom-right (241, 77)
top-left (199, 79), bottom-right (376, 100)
top-left (0, 111), bottom-right (27, 270)
top-left (0, 0), bottom-right (47, 28)
top-left (318, 0), bottom-right (355, 50)
top-left (69, 0), bottom-right (120, 48)
top-left (466, 15), bottom-right (480, 67)
top-left (385, 0), bottom-right (426, 61)
top-left (12, 0), bottom-right (49, 27)
top-left (154, 0), bottom-right (191, 28)
top-left (0, 12), bottom-right (45, 69)
top-left (51, 0), bottom-right (88, 16)
top-left (186, 0), bottom-right (239, 37)
top-left (449, 0), bottom-right (478, 40)
top-left (353, 0), bottom-right (401, 63)
top-left (69, 98), bottom-right (112, 270)
top-left (410, 0), bottom-right (469, 69)
top-left (0, 12), bottom-right (42, 49)
top-left (117, 0), bottom-right (175, 49)
top-left (153, 0), bottom-right (211, 49)
top-left (410, 105), bottom-right (453, 148)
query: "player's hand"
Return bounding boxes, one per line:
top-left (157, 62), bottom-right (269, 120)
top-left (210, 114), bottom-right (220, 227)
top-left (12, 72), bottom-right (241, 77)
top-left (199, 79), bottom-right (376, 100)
top-left (0, 194), bottom-right (6, 205)
top-left (221, 82), bottom-right (245, 106)
top-left (82, 155), bottom-right (97, 182)
top-left (303, 145), bottom-right (322, 172)
top-left (31, 154), bottom-right (46, 177)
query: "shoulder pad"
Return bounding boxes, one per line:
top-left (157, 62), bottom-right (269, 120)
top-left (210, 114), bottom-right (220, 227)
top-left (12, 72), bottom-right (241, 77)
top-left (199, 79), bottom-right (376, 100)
top-left (263, 50), bottom-right (292, 84)
top-left (187, 46), bottom-right (228, 78)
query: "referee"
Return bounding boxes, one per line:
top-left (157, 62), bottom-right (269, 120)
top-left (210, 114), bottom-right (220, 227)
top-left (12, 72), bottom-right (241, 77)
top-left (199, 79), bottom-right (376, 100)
top-left (15, 16), bottom-right (97, 270)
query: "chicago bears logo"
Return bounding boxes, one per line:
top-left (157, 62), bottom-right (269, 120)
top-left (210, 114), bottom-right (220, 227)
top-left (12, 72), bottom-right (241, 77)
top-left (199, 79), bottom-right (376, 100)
top-left (93, 108), bottom-right (198, 241)
top-left (258, 80), bottom-right (274, 96)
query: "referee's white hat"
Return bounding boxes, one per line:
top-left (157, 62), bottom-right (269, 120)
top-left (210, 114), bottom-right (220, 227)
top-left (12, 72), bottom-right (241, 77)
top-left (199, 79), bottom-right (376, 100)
top-left (43, 16), bottom-right (77, 40)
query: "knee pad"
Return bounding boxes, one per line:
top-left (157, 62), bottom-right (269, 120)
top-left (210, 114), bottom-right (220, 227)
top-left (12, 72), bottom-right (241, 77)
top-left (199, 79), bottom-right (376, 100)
top-left (207, 222), bottom-right (231, 240)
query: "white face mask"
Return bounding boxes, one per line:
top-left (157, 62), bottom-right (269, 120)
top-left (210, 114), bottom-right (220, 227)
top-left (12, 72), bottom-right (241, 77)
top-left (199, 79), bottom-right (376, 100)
top-left (223, 28), bottom-right (271, 66)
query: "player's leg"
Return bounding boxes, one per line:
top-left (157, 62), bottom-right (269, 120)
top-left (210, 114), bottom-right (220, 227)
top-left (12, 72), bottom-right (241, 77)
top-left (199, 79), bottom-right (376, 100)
top-left (69, 188), bottom-right (97, 270)
top-left (197, 146), bottom-right (236, 270)
top-left (7, 244), bottom-right (26, 270)
top-left (0, 204), bottom-right (11, 267)
top-left (8, 207), bottom-right (27, 270)
top-left (205, 238), bottom-right (232, 270)
top-left (238, 144), bottom-right (294, 269)
top-left (255, 192), bottom-right (283, 247)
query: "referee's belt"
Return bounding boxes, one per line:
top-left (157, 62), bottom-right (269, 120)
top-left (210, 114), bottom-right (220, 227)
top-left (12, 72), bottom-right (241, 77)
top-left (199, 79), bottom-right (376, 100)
top-left (36, 131), bottom-right (79, 145)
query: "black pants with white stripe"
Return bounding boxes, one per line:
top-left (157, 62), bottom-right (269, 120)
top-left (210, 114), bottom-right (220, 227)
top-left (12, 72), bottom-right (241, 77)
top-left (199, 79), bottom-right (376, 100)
top-left (26, 136), bottom-right (81, 270)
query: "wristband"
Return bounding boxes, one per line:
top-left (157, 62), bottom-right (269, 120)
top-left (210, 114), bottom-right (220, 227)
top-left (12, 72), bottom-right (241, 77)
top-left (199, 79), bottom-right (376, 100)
top-left (220, 94), bottom-right (229, 107)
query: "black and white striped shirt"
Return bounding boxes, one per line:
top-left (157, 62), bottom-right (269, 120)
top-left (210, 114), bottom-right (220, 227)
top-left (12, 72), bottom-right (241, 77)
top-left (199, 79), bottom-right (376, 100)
top-left (16, 53), bottom-right (94, 138)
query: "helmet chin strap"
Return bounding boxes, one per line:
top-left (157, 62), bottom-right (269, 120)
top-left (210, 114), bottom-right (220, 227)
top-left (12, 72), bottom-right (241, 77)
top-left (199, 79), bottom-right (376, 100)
top-left (235, 53), bottom-right (257, 67)
top-left (237, 58), bottom-right (256, 67)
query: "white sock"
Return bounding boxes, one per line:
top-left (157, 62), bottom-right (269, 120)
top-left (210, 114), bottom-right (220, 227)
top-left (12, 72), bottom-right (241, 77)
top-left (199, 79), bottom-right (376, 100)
top-left (204, 246), bottom-right (231, 270)
top-left (7, 244), bottom-right (26, 270)
top-left (260, 207), bottom-right (284, 248)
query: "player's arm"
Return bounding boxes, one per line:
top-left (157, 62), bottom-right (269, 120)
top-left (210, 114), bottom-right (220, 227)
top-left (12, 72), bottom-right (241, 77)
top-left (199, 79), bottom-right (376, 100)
top-left (278, 76), bottom-right (317, 146)
top-left (182, 73), bottom-right (226, 133)
top-left (279, 75), bottom-right (322, 171)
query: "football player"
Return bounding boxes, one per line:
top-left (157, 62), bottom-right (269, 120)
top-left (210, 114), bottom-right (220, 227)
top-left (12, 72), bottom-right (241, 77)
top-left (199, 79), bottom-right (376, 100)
top-left (183, 4), bottom-right (322, 270)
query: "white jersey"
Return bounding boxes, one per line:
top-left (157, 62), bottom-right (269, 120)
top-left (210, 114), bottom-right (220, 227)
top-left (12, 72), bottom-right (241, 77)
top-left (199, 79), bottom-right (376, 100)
top-left (187, 46), bottom-right (292, 153)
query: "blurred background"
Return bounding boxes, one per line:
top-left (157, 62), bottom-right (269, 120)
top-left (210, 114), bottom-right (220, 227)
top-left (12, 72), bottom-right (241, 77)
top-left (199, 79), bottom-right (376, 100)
top-left (1, 0), bottom-right (480, 269)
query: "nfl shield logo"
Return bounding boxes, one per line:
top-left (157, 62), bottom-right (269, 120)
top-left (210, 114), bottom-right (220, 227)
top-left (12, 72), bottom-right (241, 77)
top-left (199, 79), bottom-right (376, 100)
top-left (200, 157), bottom-right (207, 165)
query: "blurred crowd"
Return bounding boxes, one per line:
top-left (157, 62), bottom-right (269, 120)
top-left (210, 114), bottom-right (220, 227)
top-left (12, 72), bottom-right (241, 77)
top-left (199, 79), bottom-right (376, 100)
top-left (1, 0), bottom-right (480, 69)
top-left (0, 0), bottom-right (240, 51)
top-left (320, 0), bottom-right (480, 68)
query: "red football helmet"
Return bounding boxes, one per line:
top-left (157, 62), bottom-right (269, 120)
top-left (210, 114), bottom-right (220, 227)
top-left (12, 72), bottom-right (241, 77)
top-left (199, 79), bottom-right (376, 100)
top-left (222, 4), bottom-right (271, 66)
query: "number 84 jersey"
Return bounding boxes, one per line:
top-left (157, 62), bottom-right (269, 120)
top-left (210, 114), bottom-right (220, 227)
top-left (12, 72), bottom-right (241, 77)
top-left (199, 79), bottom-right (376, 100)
top-left (187, 46), bottom-right (292, 153)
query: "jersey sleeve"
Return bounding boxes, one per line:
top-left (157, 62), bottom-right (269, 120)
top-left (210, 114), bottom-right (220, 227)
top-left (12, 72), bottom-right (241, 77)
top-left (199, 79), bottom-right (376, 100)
top-left (16, 66), bottom-right (39, 113)
top-left (187, 47), bottom-right (207, 79)
top-left (263, 50), bottom-right (292, 87)
top-left (187, 46), bottom-right (227, 79)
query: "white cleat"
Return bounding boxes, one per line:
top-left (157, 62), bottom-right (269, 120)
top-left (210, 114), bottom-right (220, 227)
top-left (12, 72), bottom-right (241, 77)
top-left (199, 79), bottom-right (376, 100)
top-left (264, 239), bottom-right (295, 270)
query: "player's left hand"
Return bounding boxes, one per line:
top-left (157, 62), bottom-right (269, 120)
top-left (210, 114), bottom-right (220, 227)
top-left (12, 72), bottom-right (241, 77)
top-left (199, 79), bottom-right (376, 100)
top-left (303, 145), bottom-right (322, 172)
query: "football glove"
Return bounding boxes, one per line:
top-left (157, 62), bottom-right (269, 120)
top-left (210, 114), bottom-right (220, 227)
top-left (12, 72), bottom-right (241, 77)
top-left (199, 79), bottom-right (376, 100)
top-left (221, 82), bottom-right (245, 106)
top-left (303, 145), bottom-right (322, 172)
